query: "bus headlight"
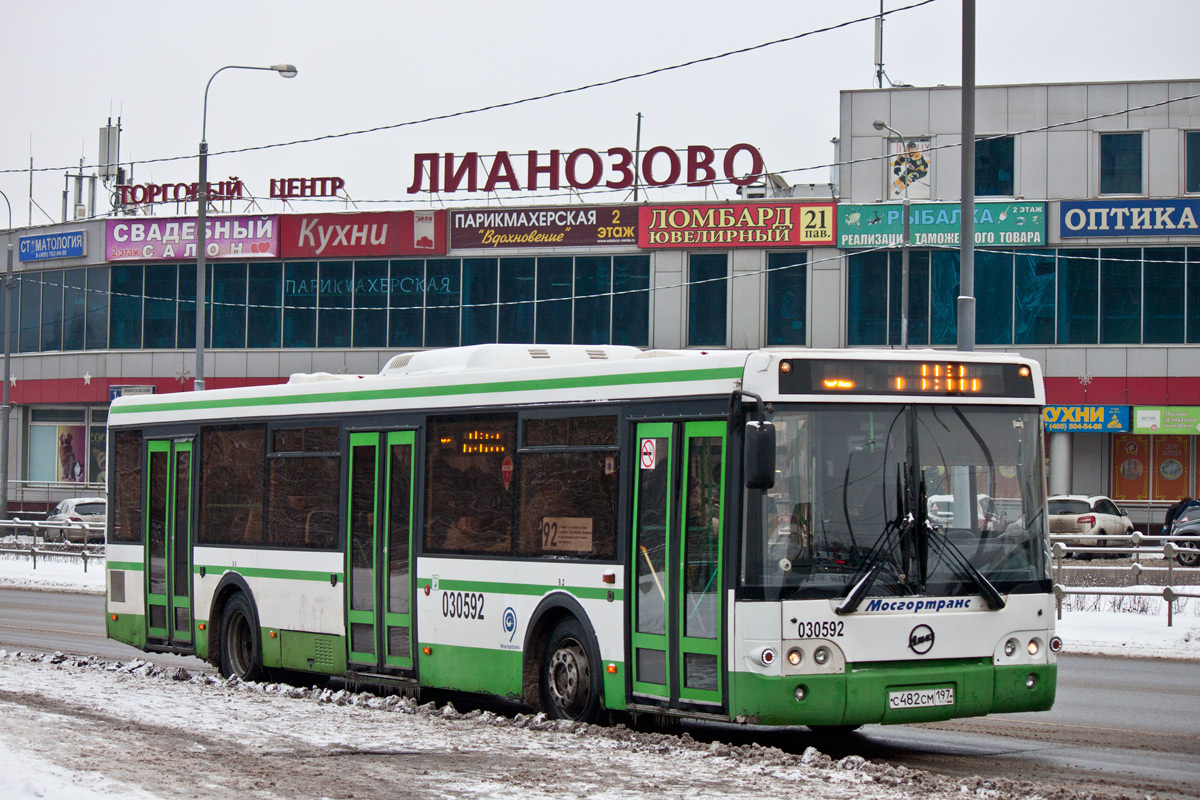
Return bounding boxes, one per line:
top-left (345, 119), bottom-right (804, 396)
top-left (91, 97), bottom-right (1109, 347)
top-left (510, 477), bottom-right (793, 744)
top-left (1027, 638), bottom-right (1041, 656)
top-left (1004, 638), bottom-right (1018, 657)
top-left (813, 646), bottom-right (830, 666)
top-left (787, 648), bottom-right (803, 666)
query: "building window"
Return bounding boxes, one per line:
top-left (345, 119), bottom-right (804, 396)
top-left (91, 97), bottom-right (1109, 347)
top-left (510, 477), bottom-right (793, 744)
top-left (1144, 248), bottom-right (1185, 343)
top-left (1100, 248), bottom-right (1141, 344)
top-left (461, 257), bottom-right (498, 346)
top-left (498, 258), bottom-right (534, 343)
top-left (765, 252), bottom-right (807, 345)
top-left (316, 261), bottom-right (352, 348)
top-left (573, 256), bottom-right (612, 345)
top-left (1100, 132), bottom-right (1143, 195)
top-left (39, 269), bottom-right (64, 352)
top-left (1187, 132), bottom-right (1200, 194)
top-left (63, 269), bottom-right (87, 351)
top-left (110, 265), bottom-right (143, 349)
top-left (687, 253), bottom-right (727, 347)
top-left (1014, 251), bottom-right (1056, 345)
top-left (143, 264), bottom-right (177, 349)
top-left (352, 259), bottom-right (387, 347)
top-left (247, 263), bottom-right (283, 348)
top-left (975, 249), bottom-right (1014, 345)
top-left (975, 135), bottom-right (1014, 196)
top-left (1056, 249), bottom-right (1099, 344)
top-left (847, 251), bottom-right (888, 346)
top-left (534, 257), bottom-right (571, 345)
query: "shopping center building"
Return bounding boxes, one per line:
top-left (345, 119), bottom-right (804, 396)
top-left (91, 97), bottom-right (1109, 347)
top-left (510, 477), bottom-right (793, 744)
top-left (1, 78), bottom-right (1198, 529)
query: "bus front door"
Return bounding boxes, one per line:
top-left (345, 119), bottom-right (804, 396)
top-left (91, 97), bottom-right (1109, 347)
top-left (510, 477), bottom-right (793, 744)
top-left (144, 438), bottom-right (194, 649)
top-left (345, 431), bottom-right (416, 674)
top-left (630, 421), bottom-right (727, 711)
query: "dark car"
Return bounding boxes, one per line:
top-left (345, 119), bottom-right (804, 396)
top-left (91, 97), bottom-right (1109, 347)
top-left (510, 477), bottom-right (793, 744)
top-left (1167, 507), bottom-right (1200, 567)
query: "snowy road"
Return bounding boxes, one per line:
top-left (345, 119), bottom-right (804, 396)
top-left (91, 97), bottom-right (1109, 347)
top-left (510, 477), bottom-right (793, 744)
top-left (2, 557), bottom-right (1199, 799)
top-left (3, 650), bottom-right (1194, 800)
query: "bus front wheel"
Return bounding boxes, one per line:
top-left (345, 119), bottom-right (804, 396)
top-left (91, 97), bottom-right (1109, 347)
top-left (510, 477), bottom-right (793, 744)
top-left (219, 593), bottom-right (263, 682)
top-left (541, 618), bottom-right (600, 723)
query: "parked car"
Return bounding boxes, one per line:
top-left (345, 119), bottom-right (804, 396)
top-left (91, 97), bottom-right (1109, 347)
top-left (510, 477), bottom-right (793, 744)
top-left (44, 497), bottom-right (106, 543)
top-left (927, 494), bottom-right (1004, 533)
top-left (1166, 506), bottom-right (1200, 567)
top-left (1047, 495), bottom-right (1133, 557)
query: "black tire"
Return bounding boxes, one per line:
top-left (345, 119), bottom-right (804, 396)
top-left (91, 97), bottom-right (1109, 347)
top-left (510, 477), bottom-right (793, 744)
top-left (219, 593), bottom-right (263, 681)
top-left (1176, 535), bottom-right (1200, 568)
top-left (540, 617), bottom-right (601, 723)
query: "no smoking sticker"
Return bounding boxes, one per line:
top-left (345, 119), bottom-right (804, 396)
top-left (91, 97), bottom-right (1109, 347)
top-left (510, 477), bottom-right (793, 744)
top-left (640, 439), bottom-right (656, 470)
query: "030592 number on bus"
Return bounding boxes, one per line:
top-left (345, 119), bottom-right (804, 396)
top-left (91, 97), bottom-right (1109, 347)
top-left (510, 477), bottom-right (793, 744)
top-left (442, 591), bottom-right (486, 620)
top-left (796, 620), bottom-right (844, 638)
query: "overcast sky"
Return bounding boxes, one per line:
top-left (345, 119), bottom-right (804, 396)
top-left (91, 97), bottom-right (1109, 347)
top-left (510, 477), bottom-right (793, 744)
top-left (1, 0), bottom-right (1196, 227)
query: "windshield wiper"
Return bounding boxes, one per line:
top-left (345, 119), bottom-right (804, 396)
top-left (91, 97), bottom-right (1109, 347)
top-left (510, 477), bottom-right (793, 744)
top-left (925, 522), bottom-right (1006, 609)
top-left (835, 513), bottom-right (911, 615)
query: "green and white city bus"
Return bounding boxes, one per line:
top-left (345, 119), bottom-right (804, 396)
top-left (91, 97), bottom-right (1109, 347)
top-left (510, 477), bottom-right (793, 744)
top-left (105, 344), bottom-right (1057, 727)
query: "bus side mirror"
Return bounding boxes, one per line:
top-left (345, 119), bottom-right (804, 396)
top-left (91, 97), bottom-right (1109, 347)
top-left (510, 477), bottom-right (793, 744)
top-left (744, 421), bottom-right (776, 490)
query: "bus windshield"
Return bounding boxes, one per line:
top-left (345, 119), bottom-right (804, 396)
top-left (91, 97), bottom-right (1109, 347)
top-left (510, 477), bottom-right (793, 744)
top-left (743, 404), bottom-right (1049, 601)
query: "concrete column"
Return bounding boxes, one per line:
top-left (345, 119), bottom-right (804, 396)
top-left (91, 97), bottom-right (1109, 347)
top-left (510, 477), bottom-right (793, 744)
top-left (1048, 432), bottom-right (1073, 496)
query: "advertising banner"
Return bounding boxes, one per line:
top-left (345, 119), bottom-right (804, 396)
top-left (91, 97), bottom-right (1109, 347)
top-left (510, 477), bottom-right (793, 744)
top-left (105, 216), bottom-right (279, 261)
top-left (1133, 406), bottom-right (1200, 435)
top-left (637, 202), bottom-right (835, 249)
top-left (1110, 434), bottom-right (1150, 501)
top-left (56, 424), bottom-right (88, 483)
top-left (886, 137), bottom-right (932, 199)
top-left (1042, 405), bottom-right (1129, 432)
top-left (18, 231), bottom-right (86, 262)
top-left (450, 206), bottom-right (635, 249)
top-left (1060, 199), bottom-right (1200, 238)
top-left (1152, 436), bottom-right (1190, 501)
top-left (838, 202), bottom-right (1045, 248)
top-left (280, 211), bottom-right (446, 258)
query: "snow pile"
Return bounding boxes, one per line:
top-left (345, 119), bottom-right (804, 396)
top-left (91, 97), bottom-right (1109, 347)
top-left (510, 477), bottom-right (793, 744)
top-left (0, 551), bottom-right (105, 594)
top-left (0, 650), bottom-right (1115, 800)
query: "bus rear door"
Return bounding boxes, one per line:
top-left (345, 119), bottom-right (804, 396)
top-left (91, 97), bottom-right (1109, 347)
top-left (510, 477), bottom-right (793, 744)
top-left (144, 438), bottom-right (194, 649)
top-left (345, 431), bottom-right (417, 674)
top-left (630, 421), bottom-right (727, 711)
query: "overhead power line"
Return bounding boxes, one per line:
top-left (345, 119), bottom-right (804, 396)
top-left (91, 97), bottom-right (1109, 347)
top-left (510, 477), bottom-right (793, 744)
top-left (0, 0), bottom-right (941, 177)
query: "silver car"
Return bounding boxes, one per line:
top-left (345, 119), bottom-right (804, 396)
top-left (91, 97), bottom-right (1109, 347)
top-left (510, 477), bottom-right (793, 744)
top-left (1048, 494), bottom-right (1133, 557)
top-left (45, 497), bottom-right (107, 544)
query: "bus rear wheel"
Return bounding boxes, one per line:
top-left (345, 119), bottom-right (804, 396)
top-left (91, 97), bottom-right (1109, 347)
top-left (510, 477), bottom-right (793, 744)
top-left (219, 593), bottom-right (263, 682)
top-left (541, 618), bottom-right (600, 723)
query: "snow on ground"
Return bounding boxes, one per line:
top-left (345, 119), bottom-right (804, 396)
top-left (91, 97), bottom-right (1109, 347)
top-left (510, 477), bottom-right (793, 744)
top-left (0, 651), bottom-right (1112, 800)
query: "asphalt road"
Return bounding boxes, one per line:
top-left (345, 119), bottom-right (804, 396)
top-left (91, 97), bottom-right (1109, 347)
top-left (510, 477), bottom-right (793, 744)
top-left (1, 588), bottom-right (1197, 797)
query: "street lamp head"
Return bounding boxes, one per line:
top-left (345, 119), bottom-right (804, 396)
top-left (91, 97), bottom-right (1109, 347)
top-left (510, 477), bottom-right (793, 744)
top-left (271, 64), bottom-right (299, 78)
top-left (872, 118), bottom-right (888, 131)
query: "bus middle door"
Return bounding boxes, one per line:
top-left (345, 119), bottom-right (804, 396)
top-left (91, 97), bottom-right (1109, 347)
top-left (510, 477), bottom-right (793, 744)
top-left (144, 438), bottom-right (194, 650)
top-left (345, 431), bottom-right (417, 674)
top-left (630, 421), bottom-right (727, 712)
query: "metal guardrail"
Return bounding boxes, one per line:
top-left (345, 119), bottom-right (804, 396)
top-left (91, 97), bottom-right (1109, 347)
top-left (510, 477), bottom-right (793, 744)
top-left (0, 544), bottom-right (103, 571)
top-left (1050, 533), bottom-right (1200, 627)
top-left (0, 518), bottom-right (106, 572)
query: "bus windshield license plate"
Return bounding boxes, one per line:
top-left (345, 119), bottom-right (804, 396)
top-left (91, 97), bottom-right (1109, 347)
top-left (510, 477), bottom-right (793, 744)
top-left (888, 687), bottom-right (954, 709)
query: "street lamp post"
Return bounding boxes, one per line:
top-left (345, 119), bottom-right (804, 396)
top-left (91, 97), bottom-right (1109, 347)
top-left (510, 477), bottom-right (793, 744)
top-left (194, 63), bottom-right (297, 392)
top-left (0, 188), bottom-right (12, 519)
top-left (873, 119), bottom-right (911, 349)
